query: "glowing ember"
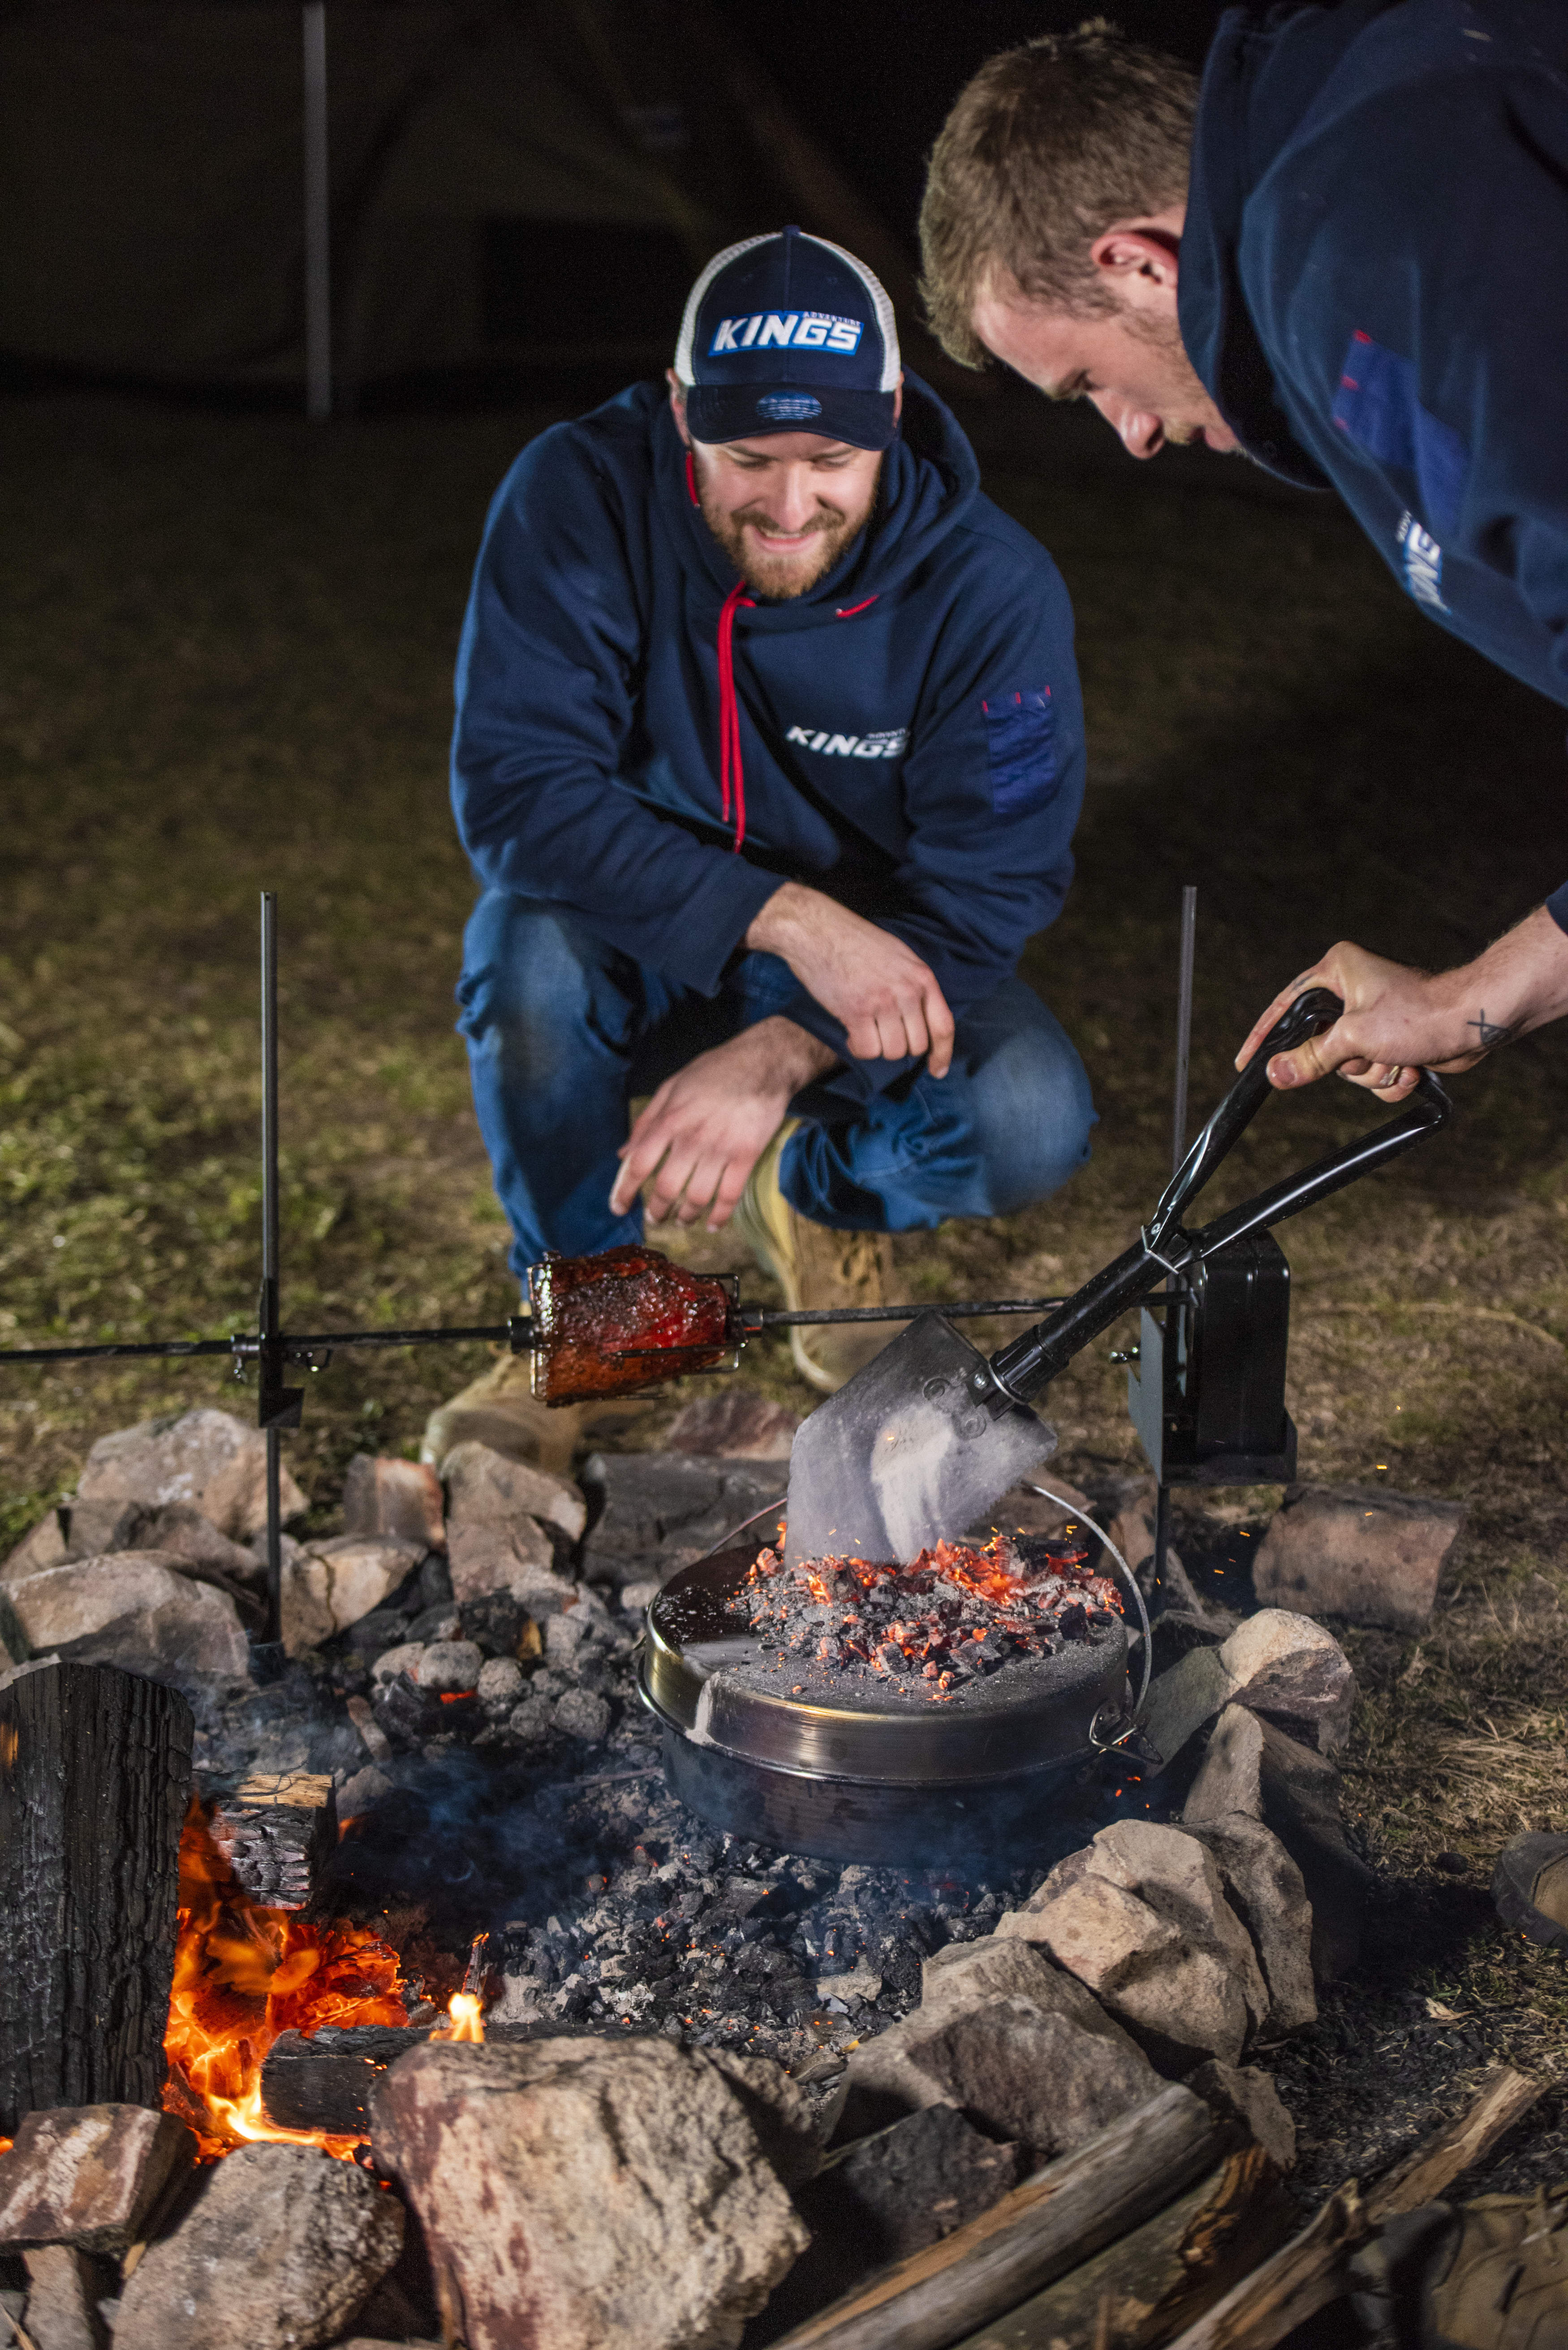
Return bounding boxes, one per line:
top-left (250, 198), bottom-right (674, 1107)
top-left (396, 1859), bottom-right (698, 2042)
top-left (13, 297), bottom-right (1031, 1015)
top-left (729, 1534), bottom-right (1121, 1699)
top-left (162, 1801), bottom-right (409, 2160)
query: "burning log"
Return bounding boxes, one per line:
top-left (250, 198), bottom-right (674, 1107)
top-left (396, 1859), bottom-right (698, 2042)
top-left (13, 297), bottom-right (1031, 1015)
top-left (0, 1661), bottom-right (192, 2136)
top-left (262, 2017), bottom-right (521, 2138)
top-left (207, 1772), bottom-right (337, 1911)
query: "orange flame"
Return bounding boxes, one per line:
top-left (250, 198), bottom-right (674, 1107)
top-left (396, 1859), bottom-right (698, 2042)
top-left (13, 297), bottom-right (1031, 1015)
top-left (162, 1800), bottom-right (409, 2160)
top-left (432, 1991), bottom-right (485, 2043)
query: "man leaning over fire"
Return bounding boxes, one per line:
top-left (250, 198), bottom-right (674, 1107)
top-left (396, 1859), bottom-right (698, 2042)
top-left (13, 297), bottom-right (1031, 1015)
top-left (429, 227), bottom-right (1095, 1464)
top-left (918, 14), bottom-right (1568, 2061)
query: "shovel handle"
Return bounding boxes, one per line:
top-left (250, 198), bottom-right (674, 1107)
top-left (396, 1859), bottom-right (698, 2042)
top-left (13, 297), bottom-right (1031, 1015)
top-left (976, 992), bottom-right (1452, 1407)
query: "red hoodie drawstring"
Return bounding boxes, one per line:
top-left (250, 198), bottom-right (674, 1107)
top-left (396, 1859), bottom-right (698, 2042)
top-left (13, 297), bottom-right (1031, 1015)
top-left (717, 579), bottom-right (755, 851)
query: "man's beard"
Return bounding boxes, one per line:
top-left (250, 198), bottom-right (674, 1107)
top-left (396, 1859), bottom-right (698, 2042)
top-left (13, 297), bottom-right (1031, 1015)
top-left (697, 481), bottom-right (874, 600)
top-left (1120, 304), bottom-right (1237, 450)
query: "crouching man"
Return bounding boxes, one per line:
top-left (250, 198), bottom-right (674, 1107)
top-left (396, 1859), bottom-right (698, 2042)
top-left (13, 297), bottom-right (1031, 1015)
top-left (443, 225), bottom-right (1095, 1451)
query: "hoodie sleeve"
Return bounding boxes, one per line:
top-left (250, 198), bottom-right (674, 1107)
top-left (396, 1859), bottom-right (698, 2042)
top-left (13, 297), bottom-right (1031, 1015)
top-left (451, 426), bottom-right (781, 993)
top-left (766, 535), bottom-right (1086, 1084)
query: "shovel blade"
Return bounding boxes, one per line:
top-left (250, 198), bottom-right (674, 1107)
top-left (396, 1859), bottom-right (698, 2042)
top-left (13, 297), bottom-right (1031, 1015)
top-left (782, 1312), bottom-right (1057, 1570)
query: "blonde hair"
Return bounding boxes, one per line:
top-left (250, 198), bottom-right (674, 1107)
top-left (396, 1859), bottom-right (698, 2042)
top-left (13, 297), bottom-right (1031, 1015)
top-left (919, 21), bottom-right (1198, 366)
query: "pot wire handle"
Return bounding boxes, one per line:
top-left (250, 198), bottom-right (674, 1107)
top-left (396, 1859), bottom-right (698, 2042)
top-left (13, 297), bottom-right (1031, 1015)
top-left (1023, 1484), bottom-right (1151, 1748)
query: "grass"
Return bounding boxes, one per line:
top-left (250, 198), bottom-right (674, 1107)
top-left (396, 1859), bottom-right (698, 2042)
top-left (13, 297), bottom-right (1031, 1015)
top-left (4, 376), bottom-right (1568, 2183)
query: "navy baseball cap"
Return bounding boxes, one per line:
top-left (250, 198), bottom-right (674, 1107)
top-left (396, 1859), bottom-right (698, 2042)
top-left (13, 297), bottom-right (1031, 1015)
top-left (674, 225), bottom-right (900, 450)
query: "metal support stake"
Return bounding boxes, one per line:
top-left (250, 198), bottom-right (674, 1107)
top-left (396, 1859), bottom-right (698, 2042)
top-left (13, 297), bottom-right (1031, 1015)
top-left (302, 1), bottom-right (331, 422)
top-left (1154, 885), bottom-right (1198, 1603)
top-left (258, 895), bottom-right (301, 1658)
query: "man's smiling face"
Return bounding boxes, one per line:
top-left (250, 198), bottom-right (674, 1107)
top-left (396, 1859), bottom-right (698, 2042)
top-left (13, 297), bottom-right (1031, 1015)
top-left (668, 374), bottom-right (892, 600)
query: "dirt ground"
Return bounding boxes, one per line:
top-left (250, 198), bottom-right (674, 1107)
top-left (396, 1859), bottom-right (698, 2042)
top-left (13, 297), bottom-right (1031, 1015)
top-left (4, 377), bottom-right (1568, 2201)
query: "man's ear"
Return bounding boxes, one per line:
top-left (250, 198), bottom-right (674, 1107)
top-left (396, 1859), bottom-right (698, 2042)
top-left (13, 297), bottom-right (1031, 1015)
top-left (666, 367), bottom-right (693, 446)
top-left (1087, 225), bottom-right (1182, 316)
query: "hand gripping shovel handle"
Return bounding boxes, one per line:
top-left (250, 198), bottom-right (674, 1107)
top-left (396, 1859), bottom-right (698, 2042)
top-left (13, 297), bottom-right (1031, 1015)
top-left (973, 989), bottom-right (1452, 1408)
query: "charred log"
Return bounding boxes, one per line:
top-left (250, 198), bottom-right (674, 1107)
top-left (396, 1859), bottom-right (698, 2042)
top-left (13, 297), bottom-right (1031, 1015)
top-left (261, 2022), bottom-right (536, 2137)
top-left (207, 1771), bottom-right (337, 1911)
top-left (0, 1662), bottom-right (192, 2136)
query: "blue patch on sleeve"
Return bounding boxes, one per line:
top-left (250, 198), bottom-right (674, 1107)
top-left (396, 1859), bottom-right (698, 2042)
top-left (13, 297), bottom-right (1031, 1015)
top-left (982, 689), bottom-right (1056, 816)
top-left (1332, 330), bottom-right (1469, 536)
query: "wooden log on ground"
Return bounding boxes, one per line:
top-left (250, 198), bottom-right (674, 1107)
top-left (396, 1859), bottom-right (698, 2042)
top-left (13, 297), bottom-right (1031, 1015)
top-left (208, 1771), bottom-right (337, 1909)
top-left (767, 2083), bottom-right (1223, 2350)
top-left (262, 2022), bottom-right (537, 2136)
top-left (1159, 2064), bottom-right (1542, 2350)
top-left (948, 2146), bottom-right (1295, 2350)
top-left (0, 1661), bottom-right (193, 2135)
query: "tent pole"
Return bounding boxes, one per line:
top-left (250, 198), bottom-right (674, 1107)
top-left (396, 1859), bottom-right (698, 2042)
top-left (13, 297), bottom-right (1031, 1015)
top-left (302, 1), bottom-right (331, 420)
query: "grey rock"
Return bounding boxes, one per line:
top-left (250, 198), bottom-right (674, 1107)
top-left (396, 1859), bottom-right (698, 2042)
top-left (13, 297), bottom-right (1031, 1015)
top-left (370, 2036), bottom-right (807, 2350)
top-left (284, 1536), bottom-right (424, 1657)
top-left (507, 1695), bottom-right (556, 1746)
top-left (694, 2049), bottom-right (824, 2187)
top-left (443, 1440), bottom-right (586, 1542)
top-left (1184, 1809), bottom-right (1317, 2038)
top-left (22, 2244), bottom-right (114, 2350)
top-left (338, 1765), bottom-right (392, 1816)
top-left (1184, 1704), bottom-right (1370, 1983)
top-left (842, 1941), bottom-right (1153, 2144)
top-left (0, 1511), bottom-right (69, 1583)
top-left (578, 1452), bottom-right (785, 1587)
top-left (0, 2107), bottom-right (194, 2255)
top-left (446, 1517), bottom-right (578, 1616)
top-left (112, 2141), bottom-right (403, 2350)
top-left (666, 1391), bottom-right (800, 1461)
top-left (1185, 2059), bottom-right (1297, 2172)
top-left (77, 1408), bottom-right (305, 1540)
top-left (908, 1995), bottom-right (1159, 2159)
top-left (6, 1555), bottom-right (249, 1687)
top-left (1221, 1609), bottom-right (1356, 1754)
top-left (1000, 1820), bottom-right (1266, 2071)
top-left (476, 1656), bottom-right (525, 1715)
top-left (554, 1687), bottom-right (611, 1742)
top-left (416, 1640), bottom-right (482, 1693)
top-left (803, 2105), bottom-right (1014, 2268)
top-left (1101, 1474), bottom-right (1219, 1620)
top-left (1141, 1609), bottom-right (1354, 1767)
top-left (965, 1473), bottom-right (1096, 1545)
top-left (1254, 1482), bottom-right (1465, 1633)
top-left (371, 1640), bottom-right (426, 1687)
top-left (341, 1452), bottom-right (446, 1552)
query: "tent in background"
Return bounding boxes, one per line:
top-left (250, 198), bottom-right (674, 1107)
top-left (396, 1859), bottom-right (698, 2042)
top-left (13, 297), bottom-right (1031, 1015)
top-left (0, 0), bottom-right (948, 403)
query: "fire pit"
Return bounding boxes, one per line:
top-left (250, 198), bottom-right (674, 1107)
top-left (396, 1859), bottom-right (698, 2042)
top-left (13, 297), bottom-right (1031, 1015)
top-left (639, 1517), bottom-right (1141, 1866)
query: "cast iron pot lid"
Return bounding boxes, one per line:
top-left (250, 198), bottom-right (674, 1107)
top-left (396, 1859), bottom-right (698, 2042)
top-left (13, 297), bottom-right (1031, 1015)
top-left (640, 1545), bottom-right (1129, 1788)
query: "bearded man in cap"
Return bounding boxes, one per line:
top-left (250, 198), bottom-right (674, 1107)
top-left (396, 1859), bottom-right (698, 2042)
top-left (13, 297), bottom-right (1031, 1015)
top-left (434, 226), bottom-right (1095, 1459)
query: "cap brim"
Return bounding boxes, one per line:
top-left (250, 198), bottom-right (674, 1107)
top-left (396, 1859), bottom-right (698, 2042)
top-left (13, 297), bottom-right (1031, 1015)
top-left (684, 383), bottom-right (897, 451)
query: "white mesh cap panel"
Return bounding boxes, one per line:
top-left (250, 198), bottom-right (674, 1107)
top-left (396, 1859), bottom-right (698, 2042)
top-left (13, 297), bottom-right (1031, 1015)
top-left (673, 233), bottom-right (775, 384)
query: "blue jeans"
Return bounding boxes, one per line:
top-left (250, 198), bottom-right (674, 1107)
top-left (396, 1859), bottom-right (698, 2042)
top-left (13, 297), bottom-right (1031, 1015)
top-left (457, 892), bottom-right (1096, 1279)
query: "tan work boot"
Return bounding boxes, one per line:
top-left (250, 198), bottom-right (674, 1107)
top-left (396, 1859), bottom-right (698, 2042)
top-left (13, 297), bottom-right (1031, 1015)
top-left (732, 1122), bottom-right (901, 1394)
top-left (419, 1347), bottom-right (651, 1477)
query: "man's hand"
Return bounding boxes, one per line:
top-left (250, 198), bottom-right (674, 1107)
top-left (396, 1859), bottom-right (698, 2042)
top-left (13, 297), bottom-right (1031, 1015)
top-left (747, 881), bottom-right (956, 1077)
top-left (1236, 907), bottom-right (1568, 1094)
top-left (609, 1016), bottom-right (836, 1231)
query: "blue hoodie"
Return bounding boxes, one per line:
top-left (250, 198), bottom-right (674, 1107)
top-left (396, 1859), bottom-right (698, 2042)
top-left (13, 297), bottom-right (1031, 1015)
top-left (451, 375), bottom-right (1084, 1072)
top-left (1181, 0), bottom-right (1568, 709)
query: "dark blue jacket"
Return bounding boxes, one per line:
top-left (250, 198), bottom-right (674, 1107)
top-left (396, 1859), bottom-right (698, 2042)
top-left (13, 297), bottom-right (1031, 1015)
top-left (1181, 0), bottom-right (1568, 709)
top-left (451, 376), bottom-right (1084, 1066)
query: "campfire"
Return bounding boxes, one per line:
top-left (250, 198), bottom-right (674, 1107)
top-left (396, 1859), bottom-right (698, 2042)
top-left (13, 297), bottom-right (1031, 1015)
top-left (731, 1533), bottom-right (1123, 1699)
top-left (161, 1803), bottom-right (488, 2160)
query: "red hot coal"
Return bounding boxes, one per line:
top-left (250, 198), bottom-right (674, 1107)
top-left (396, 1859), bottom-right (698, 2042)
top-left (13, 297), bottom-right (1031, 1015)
top-left (727, 1534), bottom-right (1123, 1701)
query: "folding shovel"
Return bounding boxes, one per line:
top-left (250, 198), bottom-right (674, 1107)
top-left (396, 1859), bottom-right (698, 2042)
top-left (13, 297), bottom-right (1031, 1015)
top-left (781, 989), bottom-right (1452, 1570)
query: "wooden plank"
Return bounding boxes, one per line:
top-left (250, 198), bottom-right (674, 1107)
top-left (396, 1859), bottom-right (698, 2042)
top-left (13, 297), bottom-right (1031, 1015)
top-left (0, 1662), bottom-right (193, 2135)
top-left (1161, 2064), bottom-right (1542, 2350)
top-left (765, 2084), bottom-right (1221, 2350)
top-left (1365, 2064), bottom-right (1540, 2223)
top-left (948, 2148), bottom-right (1295, 2350)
